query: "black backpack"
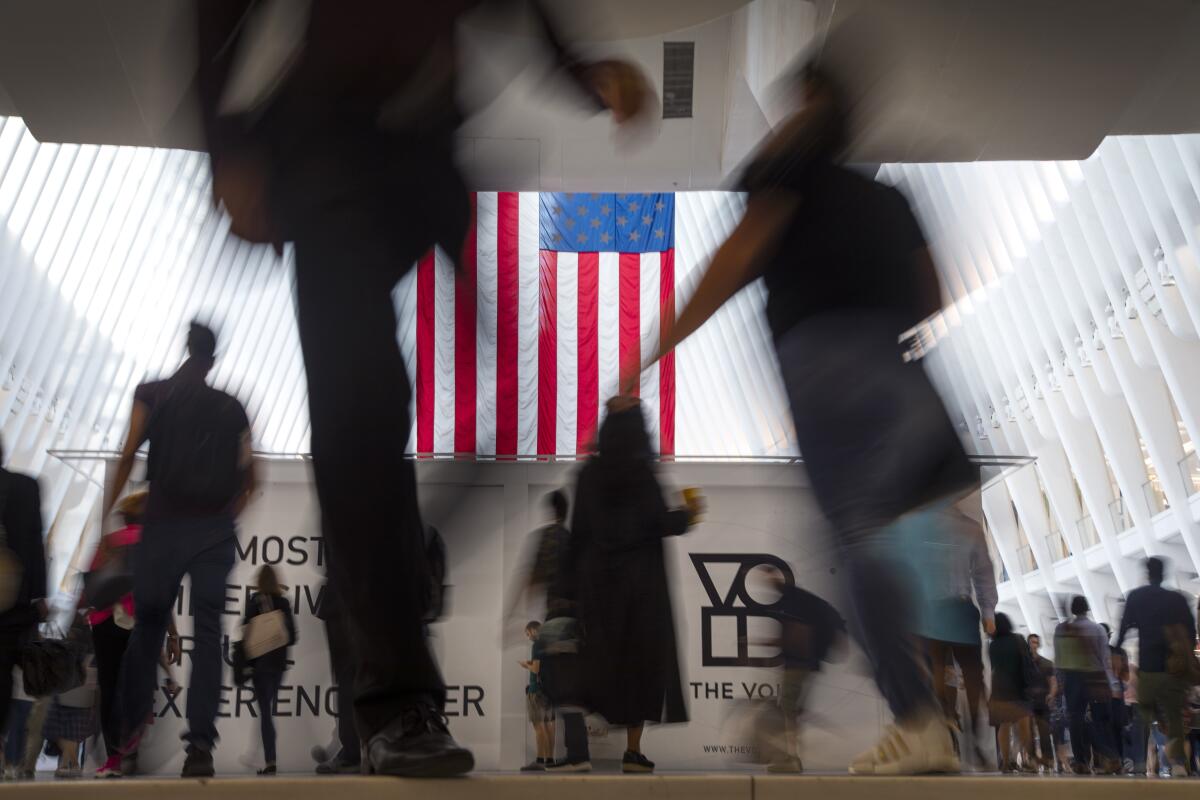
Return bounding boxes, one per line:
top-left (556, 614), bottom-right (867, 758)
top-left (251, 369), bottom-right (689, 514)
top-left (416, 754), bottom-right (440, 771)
top-left (147, 381), bottom-right (244, 514)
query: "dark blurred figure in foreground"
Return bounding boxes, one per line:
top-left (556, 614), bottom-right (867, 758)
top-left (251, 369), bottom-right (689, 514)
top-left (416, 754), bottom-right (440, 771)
top-left (105, 322), bottom-right (256, 778)
top-left (760, 566), bottom-right (846, 773)
top-left (0, 435), bottom-right (48, 752)
top-left (197, 1), bottom-right (649, 777)
top-left (313, 587), bottom-right (360, 774)
top-left (564, 398), bottom-right (702, 773)
top-left (1026, 633), bottom-right (1057, 771)
top-left (1053, 596), bottom-right (1120, 775)
top-left (645, 63), bottom-right (973, 774)
top-left (987, 613), bottom-right (1035, 773)
top-left (1117, 557), bottom-right (1197, 777)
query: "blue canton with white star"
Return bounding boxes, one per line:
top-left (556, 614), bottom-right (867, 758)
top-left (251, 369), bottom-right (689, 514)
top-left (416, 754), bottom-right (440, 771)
top-left (539, 193), bottom-right (674, 252)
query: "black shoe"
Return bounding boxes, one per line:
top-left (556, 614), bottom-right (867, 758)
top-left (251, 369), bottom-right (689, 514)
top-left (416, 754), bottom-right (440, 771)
top-left (622, 751), bottom-right (655, 774)
top-left (520, 760), bottom-right (546, 772)
top-left (257, 764), bottom-right (277, 776)
top-left (545, 759), bottom-right (592, 773)
top-left (181, 746), bottom-right (215, 779)
top-left (316, 751), bottom-right (362, 775)
top-left (367, 704), bottom-right (475, 777)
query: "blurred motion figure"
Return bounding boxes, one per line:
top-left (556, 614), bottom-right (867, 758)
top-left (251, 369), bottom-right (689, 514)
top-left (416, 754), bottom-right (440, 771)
top-left (196, 0), bottom-right (650, 778)
top-left (645, 61), bottom-right (974, 774)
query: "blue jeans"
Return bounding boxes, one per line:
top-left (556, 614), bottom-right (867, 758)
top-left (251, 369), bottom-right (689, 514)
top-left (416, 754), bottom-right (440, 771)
top-left (777, 314), bottom-right (974, 724)
top-left (252, 670), bottom-right (284, 764)
top-left (119, 517), bottom-right (236, 751)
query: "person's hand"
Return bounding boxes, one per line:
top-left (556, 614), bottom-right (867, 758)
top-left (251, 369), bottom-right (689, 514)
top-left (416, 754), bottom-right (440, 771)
top-left (34, 599), bottom-right (49, 622)
top-left (586, 60), bottom-right (652, 125)
top-left (166, 634), bottom-right (183, 666)
top-left (983, 617), bottom-right (997, 637)
top-left (683, 490), bottom-right (707, 521)
top-left (212, 151), bottom-right (281, 250)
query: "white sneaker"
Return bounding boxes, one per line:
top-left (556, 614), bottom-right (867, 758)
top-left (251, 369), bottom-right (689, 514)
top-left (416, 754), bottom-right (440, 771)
top-left (849, 717), bottom-right (960, 776)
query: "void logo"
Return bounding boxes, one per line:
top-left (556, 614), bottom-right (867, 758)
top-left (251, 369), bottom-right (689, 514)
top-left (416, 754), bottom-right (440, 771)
top-left (690, 553), bottom-right (795, 668)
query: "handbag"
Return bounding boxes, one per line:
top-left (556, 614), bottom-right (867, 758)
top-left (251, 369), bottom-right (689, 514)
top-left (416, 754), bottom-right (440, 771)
top-left (20, 633), bottom-right (86, 698)
top-left (80, 541), bottom-right (136, 611)
top-left (243, 595), bottom-right (288, 660)
top-left (58, 659), bottom-right (98, 708)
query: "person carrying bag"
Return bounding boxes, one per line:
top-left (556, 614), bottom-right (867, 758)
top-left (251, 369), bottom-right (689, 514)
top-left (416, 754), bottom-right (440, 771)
top-left (241, 565), bottom-right (296, 775)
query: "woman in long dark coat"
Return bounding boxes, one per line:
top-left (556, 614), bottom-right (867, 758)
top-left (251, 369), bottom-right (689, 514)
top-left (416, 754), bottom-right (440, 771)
top-left (566, 397), bottom-right (699, 773)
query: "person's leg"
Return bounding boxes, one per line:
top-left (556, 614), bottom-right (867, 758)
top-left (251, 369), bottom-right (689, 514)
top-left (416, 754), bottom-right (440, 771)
top-left (0, 631), bottom-right (15, 747)
top-left (925, 640), bottom-right (951, 722)
top-left (1129, 703), bottom-right (1148, 773)
top-left (1033, 711), bottom-right (1052, 766)
top-left (561, 712), bottom-right (589, 764)
top-left (1155, 676), bottom-right (1187, 769)
top-left (952, 642), bottom-right (986, 738)
top-left (91, 619), bottom-right (129, 758)
top-left (1088, 694), bottom-right (1116, 767)
top-left (323, 609), bottom-right (361, 762)
top-left (1016, 717), bottom-right (1034, 769)
top-left (627, 724), bottom-right (644, 754)
top-left (293, 228), bottom-right (446, 742)
top-left (1062, 674), bottom-right (1091, 768)
top-left (253, 671), bottom-right (280, 766)
top-left (181, 532), bottom-right (236, 753)
top-left (997, 723), bottom-right (1012, 769)
top-left (118, 528), bottom-right (182, 747)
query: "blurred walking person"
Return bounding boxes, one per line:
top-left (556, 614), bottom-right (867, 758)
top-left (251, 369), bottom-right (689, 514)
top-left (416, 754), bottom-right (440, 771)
top-left (1054, 596), bottom-right (1120, 774)
top-left (1117, 557), bottom-right (1196, 777)
top-left (1026, 633), bottom-right (1057, 771)
top-left (987, 615), bottom-right (1035, 773)
top-left (104, 321), bottom-right (257, 778)
top-left (645, 62), bottom-right (974, 774)
top-left (313, 587), bottom-right (360, 774)
top-left (244, 565), bottom-right (297, 775)
top-left (197, 1), bottom-right (649, 777)
top-left (564, 398), bottom-right (702, 773)
top-left (0, 435), bottom-right (48, 757)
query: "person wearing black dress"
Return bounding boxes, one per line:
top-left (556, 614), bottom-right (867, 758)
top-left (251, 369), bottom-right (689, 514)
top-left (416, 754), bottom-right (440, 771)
top-left (244, 565), bottom-right (297, 775)
top-left (565, 398), bottom-right (701, 773)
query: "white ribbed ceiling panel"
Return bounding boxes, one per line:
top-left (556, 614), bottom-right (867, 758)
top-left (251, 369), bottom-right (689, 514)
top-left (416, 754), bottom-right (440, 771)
top-left (884, 135), bottom-right (1200, 639)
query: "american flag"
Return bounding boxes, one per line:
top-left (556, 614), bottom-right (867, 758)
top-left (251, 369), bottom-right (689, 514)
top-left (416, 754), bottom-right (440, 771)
top-left (415, 191), bottom-right (675, 457)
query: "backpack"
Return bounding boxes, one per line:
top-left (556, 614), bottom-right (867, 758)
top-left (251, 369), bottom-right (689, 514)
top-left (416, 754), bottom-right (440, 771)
top-left (147, 381), bottom-right (244, 513)
top-left (423, 525), bottom-right (448, 623)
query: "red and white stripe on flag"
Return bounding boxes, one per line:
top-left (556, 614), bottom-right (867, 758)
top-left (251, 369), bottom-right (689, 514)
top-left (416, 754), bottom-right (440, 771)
top-left (416, 192), bottom-right (675, 457)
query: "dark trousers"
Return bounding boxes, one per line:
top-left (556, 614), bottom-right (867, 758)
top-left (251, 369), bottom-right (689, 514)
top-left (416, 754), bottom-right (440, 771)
top-left (1126, 703), bottom-right (1148, 771)
top-left (777, 315), bottom-right (973, 724)
top-left (561, 712), bottom-right (590, 765)
top-left (0, 626), bottom-right (23, 743)
top-left (252, 670), bottom-right (284, 764)
top-left (292, 207), bottom-right (443, 740)
top-left (1062, 671), bottom-right (1116, 767)
top-left (324, 608), bottom-right (361, 761)
top-left (92, 617), bottom-right (132, 756)
top-left (119, 519), bottom-right (236, 750)
top-left (927, 638), bottom-right (985, 734)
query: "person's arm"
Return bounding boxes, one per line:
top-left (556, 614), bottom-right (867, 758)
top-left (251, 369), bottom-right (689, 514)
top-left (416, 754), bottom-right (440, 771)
top-left (283, 597), bottom-right (298, 647)
top-left (1116, 594), bottom-right (1134, 650)
top-left (640, 192), bottom-right (797, 387)
top-left (232, 429), bottom-right (257, 517)
top-left (166, 616), bottom-right (183, 666)
top-left (970, 524), bottom-right (998, 634)
top-left (1096, 630), bottom-right (1118, 694)
top-left (21, 478), bottom-right (48, 622)
top-left (1047, 673), bottom-right (1058, 702)
top-left (102, 400), bottom-right (149, 519)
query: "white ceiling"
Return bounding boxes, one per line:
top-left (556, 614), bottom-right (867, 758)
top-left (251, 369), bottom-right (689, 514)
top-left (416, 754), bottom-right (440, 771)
top-left (0, 0), bottom-right (1197, 191)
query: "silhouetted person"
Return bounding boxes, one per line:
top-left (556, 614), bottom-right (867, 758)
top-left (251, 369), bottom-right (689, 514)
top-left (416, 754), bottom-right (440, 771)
top-left (1054, 596), bottom-right (1119, 774)
top-left (104, 321), bottom-right (256, 778)
top-left (1117, 557), bottom-right (1196, 776)
top-left (564, 397), bottom-right (701, 773)
top-left (987, 615), bottom-right (1035, 773)
top-left (0, 435), bottom-right (47, 747)
top-left (1027, 633), bottom-right (1057, 770)
top-left (646, 63), bottom-right (972, 774)
top-left (196, 1), bottom-right (649, 777)
top-left (244, 565), bottom-right (297, 775)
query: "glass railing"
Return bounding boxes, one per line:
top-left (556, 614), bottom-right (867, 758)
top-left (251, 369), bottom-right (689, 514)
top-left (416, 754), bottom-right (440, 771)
top-left (1046, 531), bottom-right (1071, 562)
top-left (1108, 495), bottom-right (1133, 534)
top-left (1017, 544), bottom-right (1037, 575)
top-left (1143, 479), bottom-right (1170, 514)
top-left (1076, 515), bottom-right (1101, 548)
top-left (1179, 451), bottom-right (1200, 497)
